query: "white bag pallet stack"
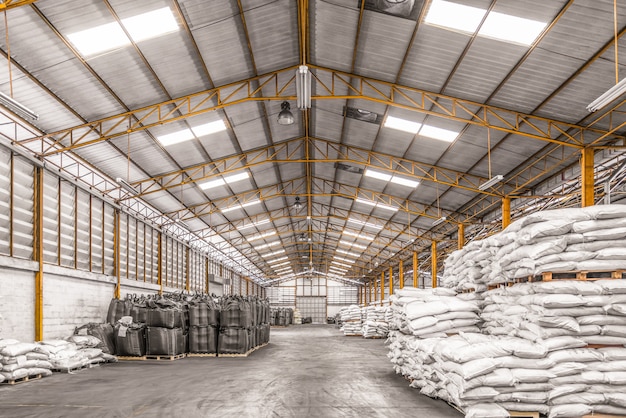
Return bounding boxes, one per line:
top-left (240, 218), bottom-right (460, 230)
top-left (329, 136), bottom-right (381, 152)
top-left (362, 306), bottom-right (390, 339)
top-left (341, 305), bottom-right (363, 336)
top-left (0, 339), bottom-right (53, 384)
top-left (389, 205), bottom-right (626, 418)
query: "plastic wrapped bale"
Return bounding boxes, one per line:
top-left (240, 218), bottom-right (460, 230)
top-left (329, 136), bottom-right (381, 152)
top-left (218, 327), bottom-right (249, 355)
top-left (114, 319), bottom-right (146, 357)
top-left (189, 326), bottom-right (218, 354)
top-left (146, 327), bottom-right (184, 356)
top-left (146, 308), bottom-right (184, 329)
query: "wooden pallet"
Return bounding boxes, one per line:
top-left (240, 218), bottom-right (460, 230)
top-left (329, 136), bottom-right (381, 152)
top-left (461, 288), bottom-right (476, 293)
top-left (187, 352), bottom-right (217, 357)
top-left (146, 353), bottom-right (186, 361)
top-left (534, 270), bottom-right (625, 282)
top-left (53, 363), bottom-right (100, 373)
top-left (1, 374), bottom-right (42, 385)
top-left (218, 350), bottom-right (252, 358)
top-left (363, 336), bottom-right (385, 339)
top-left (509, 412), bottom-right (540, 418)
top-left (117, 355), bottom-right (147, 361)
top-left (582, 415), bottom-right (626, 418)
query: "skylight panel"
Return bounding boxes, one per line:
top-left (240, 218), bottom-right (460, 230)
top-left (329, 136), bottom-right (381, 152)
top-left (221, 199), bottom-right (261, 213)
top-left (268, 256), bottom-right (288, 264)
top-left (347, 218), bottom-right (383, 230)
top-left (424, 0), bottom-right (484, 34)
top-left (355, 198), bottom-right (398, 212)
top-left (336, 249), bottom-right (360, 258)
top-left (364, 168), bottom-right (392, 182)
top-left (384, 115), bottom-right (421, 134)
top-left (419, 125), bottom-right (459, 142)
top-left (333, 256), bottom-right (356, 264)
top-left (239, 219), bottom-right (270, 230)
top-left (254, 241), bottom-right (280, 251)
top-left (272, 261), bottom-right (290, 268)
top-left (479, 12), bottom-right (546, 46)
top-left (262, 249), bottom-right (285, 258)
top-left (343, 230), bottom-right (374, 241)
top-left (123, 8), bottom-right (179, 43)
top-left (67, 22), bottom-right (130, 56)
top-left (192, 120), bottom-right (227, 137)
top-left (339, 240), bottom-right (367, 250)
top-left (67, 7), bottom-right (179, 56)
top-left (157, 128), bottom-right (194, 146)
top-left (425, 0), bottom-right (546, 46)
top-left (391, 176), bottom-right (419, 188)
top-left (248, 231), bottom-right (277, 242)
top-left (331, 261), bottom-right (353, 269)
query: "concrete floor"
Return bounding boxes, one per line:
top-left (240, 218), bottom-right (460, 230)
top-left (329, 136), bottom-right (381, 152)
top-left (0, 325), bottom-right (461, 418)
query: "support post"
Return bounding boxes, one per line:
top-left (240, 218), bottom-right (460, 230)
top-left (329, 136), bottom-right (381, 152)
top-left (380, 271), bottom-right (385, 305)
top-left (413, 251), bottom-right (418, 288)
top-left (388, 266), bottom-right (393, 297)
top-left (113, 210), bottom-right (121, 299)
top-left (581, 148), bottom-right (595, 207)
top-left (458, 223), bottom-right (465, 250)
top-left (502, 197), bottom-right (511, 230)
top-left (34, 166), bottom-right (44, 341)
top-left (431, 241), bottom-right (437, 288)
top-left (157, 232), bottom-right (163, 295)
top-left (399, 260), bottom-right (404, 289)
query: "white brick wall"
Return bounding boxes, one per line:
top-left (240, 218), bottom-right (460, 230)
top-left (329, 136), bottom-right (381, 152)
top-left (0, 262), bottom-right (36, 342)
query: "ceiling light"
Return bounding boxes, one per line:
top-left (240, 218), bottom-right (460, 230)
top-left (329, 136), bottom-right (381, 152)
top-left (343, 230), bottom-right (374, 241)
top-left (277, 101), bottom-right (294, 125)
top-left (0, 92), bottom-right (39, 120)
top-left (336, 249), bottom-right (360, 258)
top-left (433, 216), bottom-right (447, 227)
top-left (221, 199), bottom-right (261, 213)
top-left (339, 240), bottom-right (367, 250)
top-left (262, 249), bottom-right (285, 258)
top-left (116, 177), bottom-right (139, 195)
top-left (294, 196), bottom-right (303, 210)
top-left (268, 256), bottom-right (288, 264)
top-left (254, 241), bottom-right (280, 251)
top-left (390, 176), bottom-right (419, 188)
top-left (248, 230), bottom-right (277, 242)
top-left (419, 125), bottom-right (459, 142)
top-left (239, 219), bottom-right (270, 230)
top-left (478, 174), bottom-right (504, 191)
top-left (68, 7), bottom-right (178, 56)
top-left (364, 168), bottom-right (419, 188)
top-left (272, 261), bottom-right (290, 268)
top-left (296, 65), bottom-right (311, 110)
top-left (355, 198), bottom-right (398, 212)
top-left (587, 78), bottom-right (626, 112)
top-left (384, 115), bottom-right (421, 134)
top-left (347, 218), bottom-right (383, 230)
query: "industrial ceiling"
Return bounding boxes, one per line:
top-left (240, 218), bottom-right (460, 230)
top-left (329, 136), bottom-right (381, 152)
top-left (2, 0), bottom-right (626, 286)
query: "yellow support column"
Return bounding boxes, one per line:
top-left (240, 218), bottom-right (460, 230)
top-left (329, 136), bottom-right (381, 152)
top-left (399, 260), bottom-right (404, 289)
top-left (431, 241), bottom-right (438, 288)
top-left (458, 223), bottom-right (465, 250)
top-left (380, 271), bottom-right (385, 306)
top-left (581, 148), bottom-right (595, 207)
top-left (157, 232), bottom-right (163, 295)
top-left (413, 251), bottom-right (418, 288)
top-left (502, 197), bottom-right (511, 230)
top-left (374, 277), bottom-right (378, 303)
top-left (113, 210), bottom-right (121, 299)
top-left (388, 266), bottom-right (393, 297)
top-left (34, 167), bottom-right (44, 341)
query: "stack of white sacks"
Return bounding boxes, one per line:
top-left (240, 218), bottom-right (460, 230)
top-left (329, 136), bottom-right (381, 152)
top-left (362, 306), bottom-right (390, 338)
top-left (0, 339), bottom-right (53, 382)
top-left (341, 305), bottom-right (363, 336)
top-left (38, 336), bottom-right (116, 372)
top-left (388, 205), bottom-right (626, 418)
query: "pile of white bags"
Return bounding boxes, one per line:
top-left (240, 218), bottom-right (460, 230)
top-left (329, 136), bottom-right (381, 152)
top-left (389, 287), bottom-right (481, 338)
top-left (340, 305), bottom-right (363, 336)
top-left (442, 205), bottom-right (626, 291)
top-left (37, 337), bottom-right (116, 372)
top-left (0, 339), bottom-right (53, 382)
top-left (362, 306), bottom-right (390, 338)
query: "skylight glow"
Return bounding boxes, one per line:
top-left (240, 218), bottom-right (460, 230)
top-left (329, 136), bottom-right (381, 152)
top-left (331, 261), bottom-right (353, 269)
top-left (336, 249), bottom-right (360, 258)
top-left (425, 0), bottom-right (546, 46)
top-left (364, 168), bottom-right (392, 182)
top-left (384, 115), bottom-right (421, 134)
top-left (239, 219), bottom-right (270, 230)
top-left (157, 129), bottom-right (194, 146)
top-left (333, 256), bottom-right (356, 264)
top-left (343, 230), bottom-right (375, 241)
top-left (262, 249), bottom-right (285, 258)
top-left (365, 168), bottom-right (419, 188)
top-left (254, 241), bottom-right (279, 251)
top-left (192, 120), bottom-right (227, 137)
top-left (199, 171), bottom-right (249, 190)
top-left (419, 125), bottom-right (459, 142)
top-left (221, 199), bottom-right (261, 213)
top-left (347, 218), bottom-right (383, 230)
top-left (355, 198), bottom-right (398, 212)
top-left (68, 7), bottom-right (179, 56)
top-left (248, 231), bottom-right (277, 242)
top-left (339, 240), bottom-right (367, 250)
top-left (268, 256), bottom-right (288, 264)
top-left (272, 261), bottom-right (290, 268)
top-left (391, 176), bottom-right (420, 188)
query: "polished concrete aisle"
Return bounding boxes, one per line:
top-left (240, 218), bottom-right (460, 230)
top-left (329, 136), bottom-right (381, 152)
top-left (0, 325), bottom-right (461, 418)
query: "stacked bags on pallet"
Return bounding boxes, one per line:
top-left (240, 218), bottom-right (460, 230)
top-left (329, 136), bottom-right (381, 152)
top-left (362, 306), bottom-right (390, 338)
top-left (219, 296), bottom-right (270, 355)
top-left (270, 308), bottom-right (293, 326)
top-left (37, 338), bottom-right (115, 372)
top-left (144, 296), bottom-right (186, 357)
top-left (0, 339), bottom-right (53, 382)
top-left (188, 295), bottom-right (220, 354)
top-left (340, 305), bottom-right (363, 336)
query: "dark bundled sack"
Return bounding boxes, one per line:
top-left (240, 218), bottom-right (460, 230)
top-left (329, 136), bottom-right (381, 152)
top-left (218, 327), bottom-right (249, 355)
top-left (114, 322), bottom-right (146, 356)
top-left (189, 298), bottom-right (220, 327)
top-left (220, 297), bottom-right (251, 328)
top-left (146, 327), bottom-right (185, 356)
top-left (146, 308), bottom-right (184, 329)
top-left (106, 298), bottom-right (132, 325)
top-left (74, 323), bottom-right (116, 354)
top-left (189, 325), bottom-right (218, 354)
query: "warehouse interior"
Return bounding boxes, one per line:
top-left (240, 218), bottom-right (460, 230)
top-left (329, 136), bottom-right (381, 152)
top-left (1, 0), bottom-right (626, 416)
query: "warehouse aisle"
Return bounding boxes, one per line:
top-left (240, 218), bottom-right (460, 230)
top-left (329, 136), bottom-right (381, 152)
top-left (0, 325), bottom-right (461, 418)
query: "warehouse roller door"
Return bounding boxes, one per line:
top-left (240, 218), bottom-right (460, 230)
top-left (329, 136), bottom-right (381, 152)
top-left (296, 297), bottom-right (327, 324)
